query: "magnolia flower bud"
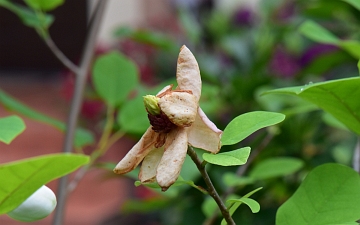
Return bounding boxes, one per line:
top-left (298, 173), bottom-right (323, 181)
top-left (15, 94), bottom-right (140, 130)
top-left (143, 95), bottom-right (160, 115)
top-left (7, 185), bottom-right (57, 222)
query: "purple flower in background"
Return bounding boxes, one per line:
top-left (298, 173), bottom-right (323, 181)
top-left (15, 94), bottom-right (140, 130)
top-left (300, 44), bottom-right (338, 66)
top-left (270, 46), bottom-right (300, 78)
top-left (233, 8), bottom-right (254, 27)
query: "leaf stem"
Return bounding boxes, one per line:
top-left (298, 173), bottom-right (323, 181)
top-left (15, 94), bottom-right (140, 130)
top-left (187, 146), bottom-right (235, 225)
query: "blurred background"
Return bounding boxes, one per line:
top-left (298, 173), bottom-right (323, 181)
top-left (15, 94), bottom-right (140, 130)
top-left (1, 0), bottom-right (359, 224)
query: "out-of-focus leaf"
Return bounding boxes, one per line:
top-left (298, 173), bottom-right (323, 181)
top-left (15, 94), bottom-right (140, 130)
top-left (342, 0), bottom-right (360, 11)
top-left (0, 116), bottom-right (25, 144)
top-left (117, 95), bottom-right (149, 134)
top-left (122, 198), bottom-right (169, 213)
top-left (0, 89), bottom-right (94, 148)
top-left (276, 164), bottom-right (360, 225)
top-left (203, 147), bottom-right (251, 166)
top-left (114, 27), bottom-right (178, 53)
top-left (23, 0), bottom-right (64, 11)
top-left (0, 153), bottom-right (89, 214)
top-left (249, 157), bottom-right (304, 180)
top-left (223, 173), bottom-right (255, 187)
top-left (178, 8), bottom-right (201, 45)
top-left (92, 51), bottom-right (139, 107)
top-left (0, 0), bottom-right (53, 28)
top-left (299, 20), bottom-right (360, 58)
top-left (264, 77), bottom-right (360, 135)
top-left (221, 111), bottom-right (285, 146)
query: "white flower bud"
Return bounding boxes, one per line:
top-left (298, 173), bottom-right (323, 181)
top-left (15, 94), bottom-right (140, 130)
top-left (7, 185), bottom-right (57, 222)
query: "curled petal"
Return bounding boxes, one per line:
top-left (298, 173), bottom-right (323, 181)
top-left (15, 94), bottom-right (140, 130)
top-left (158, 91), bottom-right (198, 127)
top-left (139, 147), bottom-right (164, 183)
top-left (156, 127), bottom-right (188, 191)
top-left (156, 84), bottom-right (173, 97)
top-left (114, 127), bottom-right (158, 174)
top-left (187, 108), bottom-right (222, 153)
top-left (176, 46), bottom-right (201, 102)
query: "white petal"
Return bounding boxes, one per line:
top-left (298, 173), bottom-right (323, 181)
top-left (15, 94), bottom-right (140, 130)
top-left (187, 108), bottom-right (222, 153)
top-left (158, 91), bottom-right (198, 127)
top-left (139, 147), bottom-right (164, 183)
top-left (156, 127), bottom-right (188, 191)
top-left (176, 46), bottom-right (201, 102)
top-left (114, 127), bottom-right (158, 174)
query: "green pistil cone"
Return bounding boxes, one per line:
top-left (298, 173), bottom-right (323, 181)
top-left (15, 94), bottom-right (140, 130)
top-left (143, 95), bottom-right (160, 115)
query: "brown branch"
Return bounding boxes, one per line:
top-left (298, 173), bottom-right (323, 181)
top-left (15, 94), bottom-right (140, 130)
top-left (187, 146), bottom-right (235, 225)
top-left (204, 132), bottom-right (274, 225)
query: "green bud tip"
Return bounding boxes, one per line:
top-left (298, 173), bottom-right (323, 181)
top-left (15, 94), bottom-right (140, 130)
top-left (143, 95), bottom-right (160, 115)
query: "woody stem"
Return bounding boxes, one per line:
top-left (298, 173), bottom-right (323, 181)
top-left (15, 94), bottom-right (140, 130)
top-left (187, 146), bottom-right (235, 225)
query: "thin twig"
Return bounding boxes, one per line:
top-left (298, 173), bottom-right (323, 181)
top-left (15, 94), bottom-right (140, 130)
top-left (43, 37), bottom-right (79, 74)
top-left (187, 146), bottom-right (235, 225)
top-left (52, 1), bottom-right (107, 225)
top-left (205, 132), bottom-right (274, 225)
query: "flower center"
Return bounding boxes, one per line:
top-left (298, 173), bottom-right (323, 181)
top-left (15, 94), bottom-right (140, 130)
top-left (148, 112), bottom-right (177, 133)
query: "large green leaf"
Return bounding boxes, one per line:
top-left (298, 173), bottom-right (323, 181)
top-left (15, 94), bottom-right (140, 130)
top-left (0, 89), bottom-right (94, 148)
top-left (23, 0), bottom-right (64, 11)
top-left (0, 153), bottom-right (89, 214)
top-left (0, 0), bottom-right (53, 28)
top-left (276, 163), bottom-right (360, 225)
top-left (221, 111), bottom-right (285, 146)
top-left (299, 20), bottom-right (360, 58)
top-left (249, 157), bottom-right (304, 180)
top-left (264, 77), bottom-right (360, 135)
top-left (92, 51), bottom-right (139, 107)
top-left (203, 147), bottom-right (251, 166)
top-left (0, 115), bottom-right (25, 144)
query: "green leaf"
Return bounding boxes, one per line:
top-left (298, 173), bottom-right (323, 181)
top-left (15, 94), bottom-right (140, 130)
top-left (221, 187), bottom-right (263, 225)
top-left (276, 163), bottom-right (360, 225)
top-left (249, 157), bottom-right (304, 180)
top-left (92, 51), bottom-right (139, 107)
top-left (0, 153), bottom-right (89, 214)
top-left (299, 20), bottom-right (339, 45)
top-left (0, 89), bottom-right (94, 148)
top-left (221, 111), bottom-right (285, 146)
top-left (117, 95), bottom-right (149, 134)
top-left (122, 198), bottom-right (169, 213)
top-left (114, 27), bottom-right (178, 53)
top-left (203, 147), bottom-right (251, 166)
top-left (202, 197), bottom-right (217, 218)
top-left (343, 0), bottom-right (360, 11)
top-left (227, 197), bottom-right (260, 213)
top-left (0, 115), bottom-right (25, 144)
top-left (299, 20), bottom-right (360, 59)
top-left (264, 77), bottom-right (360, 135)
top-left (23, 0), bottom-right (64, 11)
top-left (0, 0), bottom-right (53, 28)
top-left (339, 40), bottom-right (360, 59)
top-left (223, 173), bottom-right (255, 187)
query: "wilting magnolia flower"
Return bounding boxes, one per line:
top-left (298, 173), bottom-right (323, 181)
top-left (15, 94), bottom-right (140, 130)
top-left (114, 45), bottom-right (222, 191)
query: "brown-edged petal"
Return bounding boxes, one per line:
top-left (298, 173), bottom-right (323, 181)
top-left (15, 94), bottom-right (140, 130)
top-left (176, 46), bottom-right (201, 102)
top-left (139, 147), bottom-right (164, 183)
top-left (187, 108), bottom-right (222, 154)
top-left (114, 127), bottom-right (158, 174)
top-left (158, 91), bottom-right (198, 127)
top-left (156, 127), bottom-right (188, 191)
